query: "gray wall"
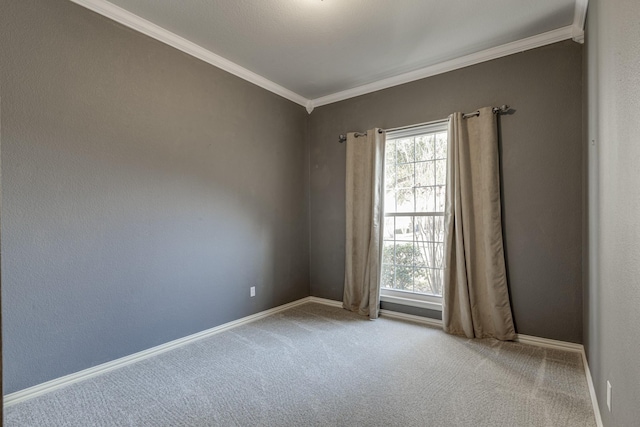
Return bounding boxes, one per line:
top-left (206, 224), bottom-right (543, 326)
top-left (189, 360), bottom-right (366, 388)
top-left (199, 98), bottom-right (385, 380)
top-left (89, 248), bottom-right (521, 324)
top-left (586, 0), bottom-right (640, 425)
top-left (0, 0), bottom-right (591, 398)
top-left (0, 0), bottom-right (309, 393)
top-left (309, 40), bottom-right (584, 343)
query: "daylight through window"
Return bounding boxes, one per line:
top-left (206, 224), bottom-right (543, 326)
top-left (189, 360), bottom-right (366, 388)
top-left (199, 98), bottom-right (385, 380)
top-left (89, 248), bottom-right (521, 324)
top-left (381, 122), bottom-right (448, 299)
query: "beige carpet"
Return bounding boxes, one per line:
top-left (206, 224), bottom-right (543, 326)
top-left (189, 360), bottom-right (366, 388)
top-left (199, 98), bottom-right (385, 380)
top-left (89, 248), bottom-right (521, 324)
top-left (5, 303), bottom-right (596, 426)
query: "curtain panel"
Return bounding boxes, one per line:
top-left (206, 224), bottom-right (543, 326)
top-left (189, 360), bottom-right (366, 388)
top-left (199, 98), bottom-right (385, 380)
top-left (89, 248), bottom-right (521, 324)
top-left (343, 129), bottom-right (385, 319)
top-left (443, 108), bottom-right (516, 340)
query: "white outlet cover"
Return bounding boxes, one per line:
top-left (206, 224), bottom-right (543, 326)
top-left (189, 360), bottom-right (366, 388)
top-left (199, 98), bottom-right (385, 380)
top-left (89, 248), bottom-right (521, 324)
top-left (250, 287), bottom-right (256, 297)
top-left (607, 380), bottom-right (612, 411)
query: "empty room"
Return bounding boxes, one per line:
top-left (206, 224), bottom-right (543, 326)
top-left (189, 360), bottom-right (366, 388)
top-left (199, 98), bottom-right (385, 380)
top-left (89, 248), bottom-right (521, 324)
top-left (1, 0), bottom-right (638, 426)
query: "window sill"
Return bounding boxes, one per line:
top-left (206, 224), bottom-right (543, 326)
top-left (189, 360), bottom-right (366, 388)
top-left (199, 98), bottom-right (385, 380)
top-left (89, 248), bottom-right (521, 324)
top-left (380, 293), bottom-right (443, 312)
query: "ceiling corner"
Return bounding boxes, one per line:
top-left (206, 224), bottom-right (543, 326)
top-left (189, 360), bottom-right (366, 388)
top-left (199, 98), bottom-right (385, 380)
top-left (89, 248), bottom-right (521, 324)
top-left (571, 0), bottom-right (588, 44)
top-left (310, 25), bottom-right (575, 108)
top-left (69, 0), bottom-right (309, 108)
top-left (573, 0), bottom-right (589, 31)
top-left (572, 26), bottom-right (585, 44)
top-left (70, 0), bottom-right (584, 111)
top-left (305, 101), bottom-right (315, 115)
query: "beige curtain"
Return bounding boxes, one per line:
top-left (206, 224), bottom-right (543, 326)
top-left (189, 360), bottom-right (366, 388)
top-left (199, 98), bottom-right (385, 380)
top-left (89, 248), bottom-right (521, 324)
top-left (443, 107), bottom-right (516, 340)
top-left (343, 129), bottom-right (385, 319)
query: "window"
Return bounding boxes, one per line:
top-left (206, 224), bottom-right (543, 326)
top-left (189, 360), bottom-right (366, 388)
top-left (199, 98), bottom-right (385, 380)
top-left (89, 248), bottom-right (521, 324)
top-left (380, 122), bottom-right (448, 311)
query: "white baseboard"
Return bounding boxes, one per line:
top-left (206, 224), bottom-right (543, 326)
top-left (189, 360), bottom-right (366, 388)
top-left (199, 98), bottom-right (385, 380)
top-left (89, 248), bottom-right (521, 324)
top-left (307, 296), bottom-right (343, 308)
top-left (505, 335), bottom-right (602, 426)
top-left (3, 296), bottom-right (313, 407)
top-left (581, 349), bottom-right (604, 427)
top-left (3, 294), bottom-right (605, 427)
top-left (514, 333), bottom-right (603, 425)
top-left (515, 334), bottom-right (584, 353)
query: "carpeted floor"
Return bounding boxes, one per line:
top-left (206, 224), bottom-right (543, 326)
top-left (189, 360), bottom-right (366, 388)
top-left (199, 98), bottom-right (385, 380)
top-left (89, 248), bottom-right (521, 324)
top-left (5, 303), bottom-right (596, 426)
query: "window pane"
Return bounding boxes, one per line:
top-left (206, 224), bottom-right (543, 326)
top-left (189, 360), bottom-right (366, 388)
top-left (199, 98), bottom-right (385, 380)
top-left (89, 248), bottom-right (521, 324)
top-left (385, 140), bottom-right (396, 165)
top-left (396, 188), bottom-right (414, 212)
top-left (435, 159), bottom-right (447, 185)
top-left (384, 164), bottom-right (396, 190)
top-left (382, 241), bottom-right (395, 264)
top-left (413, 242), bottom-right (432, 268)
top-left (416, 134), bottom-right (435, 161)
top-left (415, 160), bottom-right (435, 187)
top-left (434, 216), bottom-right (445, 242)
top-left (383, 217), bottom-right (394, 240)
top-left (394, 216), bottom-right (413, 241)
top-left (414, 216), bottom-right (434, 242)
top-left (384, 190), bottom-right (396, 213)
top-left (435, 132), bottom-right (447, 159)
top-left (415, 187), bottom-right (435, 212)
top-left (396, 138), bottom-right (415, 163)
top-left (430, 269), bottom-right (443, 296)
top-left (381, 264), bottom-right (395, 289)
top-left (394, 266), bottom-right (414, 291)
top-left (382, 125), bottom-right (447, 299)
top-left (434, 243), bottom-right (445, 269)
top-left (414, 268), bottom-right (432, 294)
top-left (394, 242), bottom-right (414, 266)
top-left (396, 163), bottom-right (414, 189)
top-left (435, 185), bottom-right (446, 211)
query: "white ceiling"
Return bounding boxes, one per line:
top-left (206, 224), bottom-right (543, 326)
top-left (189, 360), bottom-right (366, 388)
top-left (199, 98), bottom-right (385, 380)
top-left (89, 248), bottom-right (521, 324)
top-left (76, 0), bottom-right (585, 109)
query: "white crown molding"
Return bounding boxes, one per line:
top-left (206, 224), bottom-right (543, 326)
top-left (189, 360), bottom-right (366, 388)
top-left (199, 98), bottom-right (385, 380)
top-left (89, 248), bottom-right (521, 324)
top-left (305, 100), bottom-right (315, 114)
top-left (310, 25), bottom-right (575, 109)
top-left (71, 1), bottom-right (585, 113)
top-left (69, 0), bottom-right (308, 108)
top-left (572, 0), bottom-right (589, 44)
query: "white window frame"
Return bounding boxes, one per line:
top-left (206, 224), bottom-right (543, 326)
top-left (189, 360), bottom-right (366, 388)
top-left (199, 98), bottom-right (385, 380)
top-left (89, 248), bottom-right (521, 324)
top-left (379, 121), bottom-right (448, 312)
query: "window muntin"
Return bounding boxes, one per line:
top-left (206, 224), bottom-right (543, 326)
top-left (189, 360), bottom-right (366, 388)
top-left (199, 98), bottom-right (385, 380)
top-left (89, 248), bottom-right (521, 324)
top-left (381, 123), bottom-right (448, 298)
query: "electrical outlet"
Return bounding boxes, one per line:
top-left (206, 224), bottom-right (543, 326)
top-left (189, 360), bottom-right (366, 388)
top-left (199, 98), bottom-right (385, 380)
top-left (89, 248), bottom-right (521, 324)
top-left (607, 380), bottom-right (612, 412)
top-left (250, 286), bottom-right (256, 297)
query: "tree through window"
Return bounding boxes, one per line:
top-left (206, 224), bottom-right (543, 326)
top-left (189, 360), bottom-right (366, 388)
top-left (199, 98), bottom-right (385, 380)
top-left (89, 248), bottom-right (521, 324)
top-left (381, 122), bottom-right (448, 298)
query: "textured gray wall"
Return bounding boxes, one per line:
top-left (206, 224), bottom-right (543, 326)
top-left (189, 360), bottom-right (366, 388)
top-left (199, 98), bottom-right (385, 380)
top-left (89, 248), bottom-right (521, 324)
top-left (0, 0), bottom-right (309, 393)
top-left (586, 0), bottom-right (640, 425)
top-left (309, 41), bottom-right (584, 343)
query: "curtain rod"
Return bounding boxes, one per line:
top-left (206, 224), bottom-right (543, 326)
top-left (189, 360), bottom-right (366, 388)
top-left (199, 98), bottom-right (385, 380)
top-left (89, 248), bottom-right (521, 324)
top-left (338, 105), bottom-right (510, 143)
